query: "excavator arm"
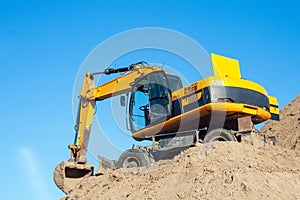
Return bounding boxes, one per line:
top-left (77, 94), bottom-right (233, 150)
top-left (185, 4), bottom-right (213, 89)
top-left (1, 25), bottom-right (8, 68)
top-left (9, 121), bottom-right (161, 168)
top-left (68, 72), bottom-right (96, 164)
top-left (54, 62), bottom-right (165, 194)
top-left (70, 63), bottom-right (164, 164)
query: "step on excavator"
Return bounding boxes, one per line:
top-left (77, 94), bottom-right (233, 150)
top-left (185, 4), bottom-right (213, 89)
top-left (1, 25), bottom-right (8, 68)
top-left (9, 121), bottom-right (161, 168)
top-left (54, 54), bottom-right (279, 194)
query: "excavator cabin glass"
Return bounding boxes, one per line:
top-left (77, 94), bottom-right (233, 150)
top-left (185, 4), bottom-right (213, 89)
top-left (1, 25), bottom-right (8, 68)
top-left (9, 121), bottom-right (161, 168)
top-left (129, 71), bottom-right (182, 133)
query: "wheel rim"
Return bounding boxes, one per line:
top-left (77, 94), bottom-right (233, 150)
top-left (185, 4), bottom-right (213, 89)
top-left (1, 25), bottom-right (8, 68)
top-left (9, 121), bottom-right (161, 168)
top-left (212, 135), bottom-right (227, 141)
top-left (123, 157), bottom-right (140, 168)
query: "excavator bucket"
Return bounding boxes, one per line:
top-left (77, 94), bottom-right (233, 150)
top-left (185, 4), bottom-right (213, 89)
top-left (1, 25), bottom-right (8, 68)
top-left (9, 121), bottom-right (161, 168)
top-left (53, 161), bottom-right (94, 194)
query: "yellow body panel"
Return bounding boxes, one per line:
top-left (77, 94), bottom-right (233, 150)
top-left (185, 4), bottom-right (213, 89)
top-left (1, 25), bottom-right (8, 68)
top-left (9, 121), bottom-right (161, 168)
top-left (132, 102), bottom-right (271, 140)
top-left (172, 55), bottom-right (268, 101)
top-left (269, 96), bottom-right (279, 115)
top-left (173, 76), bottom-right (268, 101)
top-left (211, 53), bottom-right (241, 79)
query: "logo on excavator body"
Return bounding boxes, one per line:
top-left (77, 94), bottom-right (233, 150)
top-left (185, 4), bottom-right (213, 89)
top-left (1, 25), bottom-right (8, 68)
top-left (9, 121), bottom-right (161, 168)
top-left (184, 83), bottom-right (197, 95)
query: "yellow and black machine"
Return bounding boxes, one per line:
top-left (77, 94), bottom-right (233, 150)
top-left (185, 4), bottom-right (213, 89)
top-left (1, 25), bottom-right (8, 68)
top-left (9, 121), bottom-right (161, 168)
top-left (54, 54), bottom-right (279, 193)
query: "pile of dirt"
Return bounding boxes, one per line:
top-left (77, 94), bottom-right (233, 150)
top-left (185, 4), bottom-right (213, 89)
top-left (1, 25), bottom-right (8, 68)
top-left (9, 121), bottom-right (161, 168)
top-left (261, 95), bottom-right (300, 153)
top-left (62, 142), bottom-right (300, 200)
top-left (61, 95), bottom-right (300, 200)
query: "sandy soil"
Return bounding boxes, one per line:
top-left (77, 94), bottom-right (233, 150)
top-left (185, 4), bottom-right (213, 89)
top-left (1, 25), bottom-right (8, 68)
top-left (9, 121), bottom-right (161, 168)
top-left (261, 95), bottom-right (300, 154)
top-left (61, 95), bottom-right (300, 200)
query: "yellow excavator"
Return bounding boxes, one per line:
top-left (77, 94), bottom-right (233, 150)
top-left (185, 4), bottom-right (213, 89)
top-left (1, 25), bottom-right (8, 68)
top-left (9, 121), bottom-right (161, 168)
top-left (54, 53), bottom-right (279, 194)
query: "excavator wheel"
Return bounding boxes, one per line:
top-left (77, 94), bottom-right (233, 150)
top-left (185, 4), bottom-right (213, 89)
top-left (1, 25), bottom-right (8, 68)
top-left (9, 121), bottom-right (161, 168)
top-left (117, 149), bottom-right (153, 169)
top-left (203, 128), bottom-right (237, 143)
top-left (53, 161), bottom-right (94, 194)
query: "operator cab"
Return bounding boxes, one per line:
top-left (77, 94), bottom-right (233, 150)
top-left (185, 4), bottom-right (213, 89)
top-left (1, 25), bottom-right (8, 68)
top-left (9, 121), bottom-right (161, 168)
top-left (129, 71), bottom-right (182, 133)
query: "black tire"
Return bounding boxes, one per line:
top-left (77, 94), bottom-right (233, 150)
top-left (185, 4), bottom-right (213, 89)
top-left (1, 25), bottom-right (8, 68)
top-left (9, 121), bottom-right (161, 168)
top-left (203, 128), bottom-right (237, 143)
top-left (117, 149), bottom-right (153, 169)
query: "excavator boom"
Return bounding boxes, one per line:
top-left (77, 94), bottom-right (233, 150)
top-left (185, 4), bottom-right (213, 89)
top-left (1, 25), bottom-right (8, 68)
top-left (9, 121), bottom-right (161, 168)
top-left (54, 63), bottom-right (165, 194)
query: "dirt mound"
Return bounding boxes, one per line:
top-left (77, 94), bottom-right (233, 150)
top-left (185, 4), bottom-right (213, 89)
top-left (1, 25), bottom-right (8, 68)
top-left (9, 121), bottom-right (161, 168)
top-left (61, 96), bottom-right (300, 200)
top-left (261, 95), bottom-right (300, 153)
top-left (62, 142), bottom-right (300, 200)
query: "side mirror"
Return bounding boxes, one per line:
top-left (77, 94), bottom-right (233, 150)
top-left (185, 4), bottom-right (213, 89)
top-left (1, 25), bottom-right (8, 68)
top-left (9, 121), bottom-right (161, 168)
top-left (120, 95), bottom-right (126, 107)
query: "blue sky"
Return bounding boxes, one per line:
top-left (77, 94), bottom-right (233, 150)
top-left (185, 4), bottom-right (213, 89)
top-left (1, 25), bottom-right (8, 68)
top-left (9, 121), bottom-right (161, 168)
top-left (1, 1), bottom-right (299, 199)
